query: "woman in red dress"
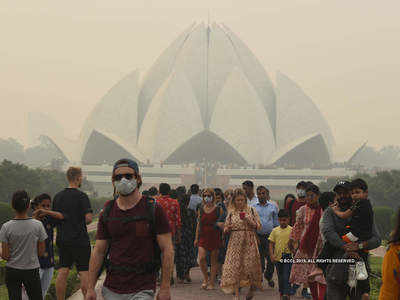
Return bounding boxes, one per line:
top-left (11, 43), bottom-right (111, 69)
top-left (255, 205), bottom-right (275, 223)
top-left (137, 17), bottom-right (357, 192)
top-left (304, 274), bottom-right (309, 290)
top-left (194, 188), bottom-right (224, 290)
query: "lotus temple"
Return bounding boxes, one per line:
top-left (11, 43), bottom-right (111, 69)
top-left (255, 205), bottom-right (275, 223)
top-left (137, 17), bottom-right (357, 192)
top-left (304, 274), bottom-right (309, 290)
top-left (27, 23), bottom-right (354, 194)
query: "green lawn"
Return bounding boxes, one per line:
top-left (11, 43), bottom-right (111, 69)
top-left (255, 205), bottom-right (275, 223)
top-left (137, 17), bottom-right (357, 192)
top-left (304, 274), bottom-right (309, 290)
top-left (369, 256), bottom-right (383, 300)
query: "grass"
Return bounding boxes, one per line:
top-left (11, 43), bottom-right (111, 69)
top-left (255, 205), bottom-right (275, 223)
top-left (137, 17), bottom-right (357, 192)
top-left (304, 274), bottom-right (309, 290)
top-left (369, 256), bottom-right (383, 300)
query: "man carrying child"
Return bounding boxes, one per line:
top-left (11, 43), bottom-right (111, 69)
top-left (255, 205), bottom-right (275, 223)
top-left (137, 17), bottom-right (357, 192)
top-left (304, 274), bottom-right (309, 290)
top-left (321, 180), bottom-right (381, 300)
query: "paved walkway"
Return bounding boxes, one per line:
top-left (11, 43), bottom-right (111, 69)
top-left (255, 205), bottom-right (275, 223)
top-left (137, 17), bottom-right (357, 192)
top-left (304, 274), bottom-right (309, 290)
top-left (69, 267), bottom-right (307, 299)
top-left (370, 245), bottom-right (386, 257)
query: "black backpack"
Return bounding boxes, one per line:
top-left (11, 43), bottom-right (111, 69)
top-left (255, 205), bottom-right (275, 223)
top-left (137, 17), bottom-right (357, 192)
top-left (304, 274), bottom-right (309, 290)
top-left (97, 196), bottom-right (161, 279)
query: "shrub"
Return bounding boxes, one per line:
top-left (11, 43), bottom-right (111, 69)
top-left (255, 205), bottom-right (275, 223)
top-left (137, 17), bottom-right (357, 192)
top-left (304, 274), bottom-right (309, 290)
top-left (374, 206), bottom-right (395, 240)
top-left (0, 202), bottom-right (14, 226)
top-left (90, 197), bottom-right (109, 215)
top-left (45, 268), bottom-right (80, 300)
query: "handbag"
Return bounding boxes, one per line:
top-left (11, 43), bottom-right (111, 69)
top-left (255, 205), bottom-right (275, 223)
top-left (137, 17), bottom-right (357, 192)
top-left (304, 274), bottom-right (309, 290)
top-left (355, 260), bottom-right (369, 280)
top-left (347, 264), bottom-right (357, 288)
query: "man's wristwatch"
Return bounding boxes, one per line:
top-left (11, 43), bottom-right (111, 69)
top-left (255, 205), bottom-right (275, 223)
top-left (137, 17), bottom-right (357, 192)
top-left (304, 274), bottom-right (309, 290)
top-left (358, 242), bottom-right (364, 250)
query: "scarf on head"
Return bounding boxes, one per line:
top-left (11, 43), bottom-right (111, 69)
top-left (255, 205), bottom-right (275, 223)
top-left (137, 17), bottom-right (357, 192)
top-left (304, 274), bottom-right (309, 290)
top-left (299, 203), bottom-right (322, 257)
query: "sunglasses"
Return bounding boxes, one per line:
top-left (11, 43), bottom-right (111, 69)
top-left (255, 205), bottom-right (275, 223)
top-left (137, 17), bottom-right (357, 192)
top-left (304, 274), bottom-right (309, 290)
top-left (114, 173), bottom-right (135, 181)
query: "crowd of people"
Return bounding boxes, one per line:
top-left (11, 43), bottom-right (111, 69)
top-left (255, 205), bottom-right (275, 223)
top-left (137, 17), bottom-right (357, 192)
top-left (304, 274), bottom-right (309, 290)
top-left (1, 158), bottom-right (400, 300)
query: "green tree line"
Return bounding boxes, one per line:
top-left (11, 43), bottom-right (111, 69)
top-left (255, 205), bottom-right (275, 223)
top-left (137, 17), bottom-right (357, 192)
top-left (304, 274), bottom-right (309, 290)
top-left (0, 160), bottom-right (107, 225)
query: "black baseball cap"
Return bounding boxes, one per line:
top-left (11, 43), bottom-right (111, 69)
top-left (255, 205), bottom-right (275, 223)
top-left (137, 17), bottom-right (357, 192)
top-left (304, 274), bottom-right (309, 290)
top-left (333, 180), bottom-right (351, 193)
top-left (113, 159), bottom-right (139, 174)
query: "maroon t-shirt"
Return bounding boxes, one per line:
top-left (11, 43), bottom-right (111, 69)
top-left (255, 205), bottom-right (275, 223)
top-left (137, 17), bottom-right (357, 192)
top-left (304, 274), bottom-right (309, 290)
top-left (97, 196), bottom-right (171, 294)
top-left (289, 199), bottom-right (306, 226)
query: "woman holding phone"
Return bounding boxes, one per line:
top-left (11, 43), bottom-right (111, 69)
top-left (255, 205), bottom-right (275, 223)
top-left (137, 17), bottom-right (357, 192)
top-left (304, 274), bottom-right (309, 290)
top-left (221, 188), bottom-right (262, 300)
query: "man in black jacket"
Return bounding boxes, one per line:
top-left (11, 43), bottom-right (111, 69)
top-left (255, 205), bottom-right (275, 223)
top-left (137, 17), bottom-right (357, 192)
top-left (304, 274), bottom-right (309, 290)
top-left (321, 182), bottom-right (381, 300)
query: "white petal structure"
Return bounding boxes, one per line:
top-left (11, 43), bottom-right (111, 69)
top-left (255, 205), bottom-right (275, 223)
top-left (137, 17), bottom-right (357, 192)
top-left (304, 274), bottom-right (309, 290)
top-left (137, 23), bottom-right (197, 135)
top-left (275, 71), bottom-right (335, 164)
top-left (28, 23), bottom-right (335, 166)
top-left (138, 70), bottom-right (204, 162)
top-left (79, 70), bottom-right (140, 163)
top-left (220, 24), bottom-right (277, 137)
top-left (210, 67), bottom-right (275, 164)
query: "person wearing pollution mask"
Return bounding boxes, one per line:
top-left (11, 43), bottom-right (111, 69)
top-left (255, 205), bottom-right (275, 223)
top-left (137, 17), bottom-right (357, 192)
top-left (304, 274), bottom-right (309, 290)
top-left (287, 181), bottom-right (309, 227)
top-left (194, 188), bottom-right (224, 290)
top-left (321, 181), bottom-right (381, 300)
top-left (86, 159), bottom-right (173, 300)
top-left (53, 167), bottom-right (93, 300)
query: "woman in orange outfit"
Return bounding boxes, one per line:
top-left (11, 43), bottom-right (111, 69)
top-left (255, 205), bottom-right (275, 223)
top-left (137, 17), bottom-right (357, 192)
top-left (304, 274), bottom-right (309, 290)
top-left (379, 208), bottom-right (400, 300)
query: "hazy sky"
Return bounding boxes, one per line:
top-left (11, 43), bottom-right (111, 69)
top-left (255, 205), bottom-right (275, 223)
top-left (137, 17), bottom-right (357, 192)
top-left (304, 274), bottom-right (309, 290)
top-left (1, 0), bottom-right (399, 161)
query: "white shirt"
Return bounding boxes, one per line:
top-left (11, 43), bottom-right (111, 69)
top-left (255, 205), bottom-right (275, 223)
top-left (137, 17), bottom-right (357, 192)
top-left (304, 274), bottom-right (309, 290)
top-left (248, 195), bottom-right (259, 206)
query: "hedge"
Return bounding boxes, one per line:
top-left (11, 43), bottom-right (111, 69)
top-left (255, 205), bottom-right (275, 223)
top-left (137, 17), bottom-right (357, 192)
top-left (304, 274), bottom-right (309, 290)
top-left (373, 206), bottom-right (395, 240)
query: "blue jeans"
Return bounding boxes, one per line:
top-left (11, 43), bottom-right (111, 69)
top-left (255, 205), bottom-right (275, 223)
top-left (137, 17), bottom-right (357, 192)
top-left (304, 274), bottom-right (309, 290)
top-left (39, 267), bottom-right (54, 299)
top-left (275, 254), bottom-right (292, 296)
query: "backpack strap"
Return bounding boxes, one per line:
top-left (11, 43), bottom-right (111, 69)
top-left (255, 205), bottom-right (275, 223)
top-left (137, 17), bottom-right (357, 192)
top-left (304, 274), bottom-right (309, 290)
top-left (101, 199), bottom-right (116, 238)
top-left (145, 196), bottom-right (157, 236)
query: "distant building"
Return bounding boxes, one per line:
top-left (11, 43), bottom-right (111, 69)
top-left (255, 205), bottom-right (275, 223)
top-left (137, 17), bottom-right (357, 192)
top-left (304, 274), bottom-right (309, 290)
top-left (27, 22), bottom-right (334, 168)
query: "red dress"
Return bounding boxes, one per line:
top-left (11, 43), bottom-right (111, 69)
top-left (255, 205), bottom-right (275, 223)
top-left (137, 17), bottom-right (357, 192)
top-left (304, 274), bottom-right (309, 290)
top-left (198, 208), bottom-right (222, 251)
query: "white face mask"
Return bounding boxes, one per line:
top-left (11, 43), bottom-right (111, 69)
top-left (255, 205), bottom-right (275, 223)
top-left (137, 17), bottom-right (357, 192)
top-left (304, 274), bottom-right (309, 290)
top-left (205, 196), bottom-right (213, 203)
top-left (297, 189), bottom-right (306, 198)
top-left (115, 178), bottom-right (137, 196)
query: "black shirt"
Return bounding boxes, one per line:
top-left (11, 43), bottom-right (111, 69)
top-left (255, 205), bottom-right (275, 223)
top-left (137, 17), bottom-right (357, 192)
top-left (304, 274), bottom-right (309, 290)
top-left (349, 198), bottom-right (373, 241)
top-left (53, 188), bottom-right (93, 247)
top-left (39, 216), bottom-right (58, 269)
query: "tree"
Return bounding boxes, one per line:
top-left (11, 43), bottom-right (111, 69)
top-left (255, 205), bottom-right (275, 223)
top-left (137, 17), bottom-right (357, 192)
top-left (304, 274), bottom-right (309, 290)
top-left (0, 138), bottom-right (25, 163)
top-left (0, 202), bottom-right (14, 225)
top-left (318, 171), bottom-right (400, 209)
top-left (0, 160), bottom-right (93, 204)
top-left (374, 206), bottom-right (395, 240)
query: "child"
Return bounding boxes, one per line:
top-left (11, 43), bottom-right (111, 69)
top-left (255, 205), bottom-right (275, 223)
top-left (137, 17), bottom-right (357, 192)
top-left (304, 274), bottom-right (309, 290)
top-left (0, 190), bottom-right (48, 299)
top-left (333, 178), bottom-right (373, 244)
top-left (269, 209), bottom-right (293, 300)
top-left (31, 193), bottom-right (64, 299)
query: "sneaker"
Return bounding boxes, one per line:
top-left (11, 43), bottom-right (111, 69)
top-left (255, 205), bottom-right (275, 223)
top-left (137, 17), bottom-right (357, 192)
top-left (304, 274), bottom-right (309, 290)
top-left (301, 288), bottom-right (312, 299)
top-left (289, 284), bottom-right (299, 296)
top-left (282, 296), bottom-right (290, 300)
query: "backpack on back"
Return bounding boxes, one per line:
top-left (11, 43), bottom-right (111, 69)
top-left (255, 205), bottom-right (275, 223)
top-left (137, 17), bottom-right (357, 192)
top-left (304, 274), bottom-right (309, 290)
top-left (97, 196), bottom-right (161, 279)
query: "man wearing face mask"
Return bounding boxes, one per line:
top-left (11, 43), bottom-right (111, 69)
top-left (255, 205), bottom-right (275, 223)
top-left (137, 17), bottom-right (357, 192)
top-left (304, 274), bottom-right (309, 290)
top-left (321, 181), bottom-right (381, 300)
top-left (53, 167), bottom-right (93, 299)
top-left (242, 180), bottom-right (258, 206)
top-left (86, 159), bottom-right (173, 300)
